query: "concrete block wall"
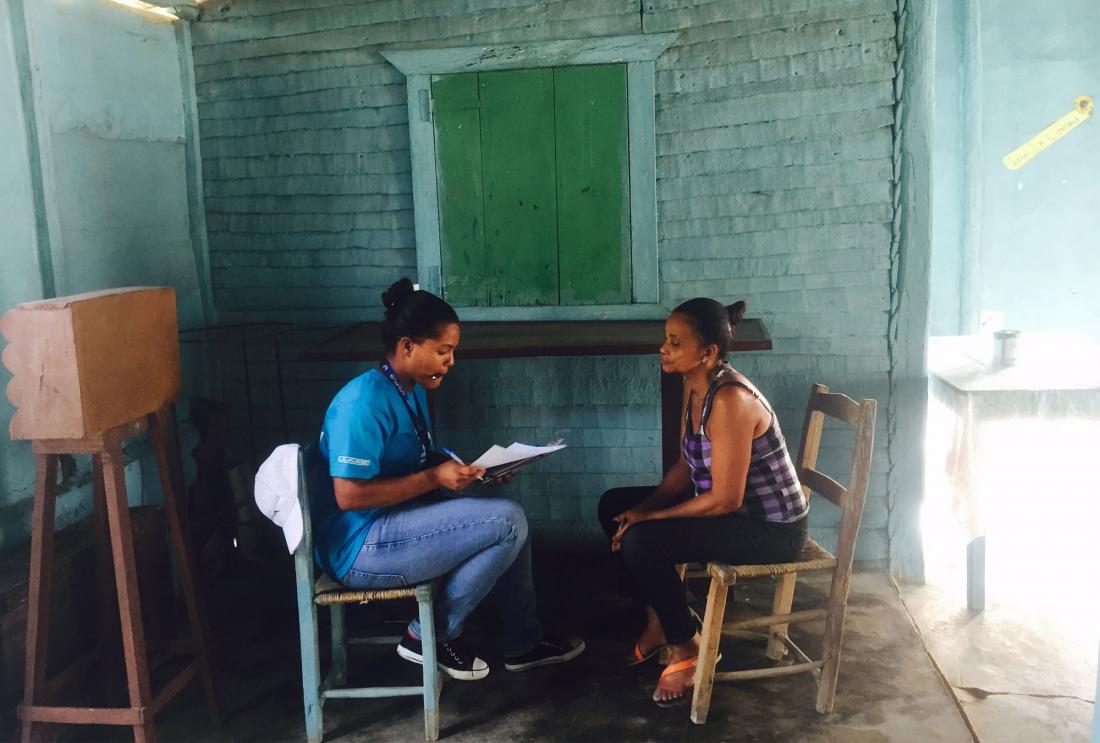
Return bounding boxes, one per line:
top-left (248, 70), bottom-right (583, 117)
top-left (192, 0), bottom-right (898, 559)
top-left (0, 0), bottom-right (212, 553)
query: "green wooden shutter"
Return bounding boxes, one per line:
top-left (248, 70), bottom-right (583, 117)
top-left (433, 65), bottom-right (630, 308)
top-left (433, 73), bottom-right (485, 307)
top-left (478, 68), bottom-right (559, 306)
top-left (554, 65), bottom-right (631, 305)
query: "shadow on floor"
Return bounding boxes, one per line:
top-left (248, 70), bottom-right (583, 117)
top-left (25, 538), bottom-right (970, 742)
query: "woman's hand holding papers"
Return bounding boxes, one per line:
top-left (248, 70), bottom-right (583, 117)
top-left (432, 461), bottom-right (485, 491)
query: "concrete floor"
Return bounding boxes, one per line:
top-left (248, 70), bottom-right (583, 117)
top-left (41, 541), bottom-right (971, 742)
top-left (915, 404), bottom-right (1100, 742)
top-left (900, 574), bottom-right (1097, 742)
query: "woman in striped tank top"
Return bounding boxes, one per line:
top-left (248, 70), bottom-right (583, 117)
top-left (597, 298), bottom-right (809, 706)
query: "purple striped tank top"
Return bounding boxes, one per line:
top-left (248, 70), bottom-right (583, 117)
top-left (682, 364), bottom-right (808, 523)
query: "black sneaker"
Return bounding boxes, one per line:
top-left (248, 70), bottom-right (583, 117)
top-left (397, 632), bottom-right (489, 681)
top-left (504, 634), bottom-right (586, 672)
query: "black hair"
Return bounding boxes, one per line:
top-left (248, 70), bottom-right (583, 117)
top-left (671, 297), bottom-right (747, 358)
top-left (380, 277), bottom-right (459, 353)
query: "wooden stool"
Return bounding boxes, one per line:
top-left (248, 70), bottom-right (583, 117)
top-left (17, 406), bottom-right (219, 743)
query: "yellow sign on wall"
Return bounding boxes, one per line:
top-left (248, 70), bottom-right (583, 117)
top-left (1002, 96), bottom-right (1094, 170)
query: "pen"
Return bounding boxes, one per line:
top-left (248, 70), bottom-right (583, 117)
top-left (440, 447), bottom-right (466, 465)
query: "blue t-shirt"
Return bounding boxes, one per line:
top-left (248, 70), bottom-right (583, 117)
top-left (313, 368), bottom-right (432, 580)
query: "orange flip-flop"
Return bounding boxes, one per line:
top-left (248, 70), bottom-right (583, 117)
top-left (628, 641), bottom-right (669, 667)
top-left (653, 656), bottom-right (697, 707)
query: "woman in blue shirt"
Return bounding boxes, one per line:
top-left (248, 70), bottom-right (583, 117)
top-left (314, 278), bottom-right (584, 680)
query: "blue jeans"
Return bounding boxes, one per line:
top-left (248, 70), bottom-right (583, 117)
top-left (342, 495), bottom-right (543, 657)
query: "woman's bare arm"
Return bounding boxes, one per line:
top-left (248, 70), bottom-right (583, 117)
top-left (626, 388), bottom-right (756, 522)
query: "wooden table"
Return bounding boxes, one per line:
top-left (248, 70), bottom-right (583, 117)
top-left (927, 335), bottom-right (1100, 611)
top-left (300, 318), bottom-right (772, 471)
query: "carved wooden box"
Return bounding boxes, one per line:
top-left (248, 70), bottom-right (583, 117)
top-left (1, 287), bottom-right (181, 440)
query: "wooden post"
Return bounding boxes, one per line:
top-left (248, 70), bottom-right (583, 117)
top-left (91, 455), bottom-right (119, 651)
top-left (20, 455), bottom-right (58, 743)
top-left (967, 536), bottom-right (986, 611)
top-left (149, 408), bottom-right (221, 725)
top-left (100, 437), bottom-right (156, 743)
top-left (660, 372), bottom-right (682, 473)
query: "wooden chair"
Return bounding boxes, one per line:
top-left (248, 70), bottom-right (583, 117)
top-left (294, 448), bottom-right (442, 742)
top-left (689, 383), bottom-right (877, 724)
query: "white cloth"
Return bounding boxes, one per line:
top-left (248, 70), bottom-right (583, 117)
top-left (254, 443), bottom-right (304, 554)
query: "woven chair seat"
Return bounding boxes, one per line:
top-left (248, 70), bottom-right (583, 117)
top-left (707, 538), bottom-right (837, 585)
top-left (313, 573), bottom-right (418, 606)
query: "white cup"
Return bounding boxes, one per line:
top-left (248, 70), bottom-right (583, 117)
top-left (993, 329), bottom-right (1020, 367)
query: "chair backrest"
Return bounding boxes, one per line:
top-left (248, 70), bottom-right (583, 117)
top-left (794, 384), bottom-right (877, 571)
top-left (295, 445), bottom-right (319, 589)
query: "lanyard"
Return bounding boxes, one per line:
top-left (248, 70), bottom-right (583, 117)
top-left (378, 362), bottom-right (433, 462)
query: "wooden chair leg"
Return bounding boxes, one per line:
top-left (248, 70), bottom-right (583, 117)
top-left (766, 573), bottom-right (797, 661)
top-left (101, 444), bottom-right (156, 743)
top-left (815, 577), bottom-right (851, 713)
top-left (91, 456), bottom-right (119, 651)
top-left (330, 604), bottom-right (347, 687)
top-left (20, 454), bottom-right (58, 743)
top-left (417, 585), bottom-right (440, 742)
top-left (690, 577), bottom-right (729, 725)
top-left (150, 408), bottom-right (220, 725)
top-left (296, 579), bottom-right (323, 743)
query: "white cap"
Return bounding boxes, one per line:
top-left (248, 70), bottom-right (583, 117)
top-left (254, 443), bottom-right (304, 554)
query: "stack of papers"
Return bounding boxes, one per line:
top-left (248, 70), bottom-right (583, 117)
top-left (470, 441), bottom-right (566, 483)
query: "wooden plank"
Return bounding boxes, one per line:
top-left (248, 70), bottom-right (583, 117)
top-left (323, 686), bottom-right (426, 699)
top-left (20, 455), bottom-right (58, 741)
top-left (723, 608), bottom-right (827, 631)
top-left (813, 389), bottom-right (863, 426)
top-left (382, 33), bottom-right (678, 75)
top-left (801, 467), bottom-right (848, 509)
top-left (555, 64), bottom-right (630, 305)
top-left (478, 68), bottom-right (558, 306)
top-left (18, 704), bottom-right (143, 726)
top-left (299, 317), bottom-right (772, 361)
top-left (432, 73), bottom-right (486, 306)
top-left (713, 661), bottom-right (823, 681)
top-left (406, 74), bottom-right (443, 294)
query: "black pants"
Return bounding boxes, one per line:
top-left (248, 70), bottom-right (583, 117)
top-left (597, 486), bottom-right (808, 646)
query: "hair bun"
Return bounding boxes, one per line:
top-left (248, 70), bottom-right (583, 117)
top-left (381, 277), bottom-right (416, 311)
top-left (726, 300), bottom-right (747, 326)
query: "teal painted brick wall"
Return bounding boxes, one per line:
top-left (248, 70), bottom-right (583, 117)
top-left (192, 0), bottom-right (899, 559)
top-left (0, 0), bottom-right (212, 552)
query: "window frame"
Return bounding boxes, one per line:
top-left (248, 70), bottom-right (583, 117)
top-left (383, 33), bottom-right (677, 320)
